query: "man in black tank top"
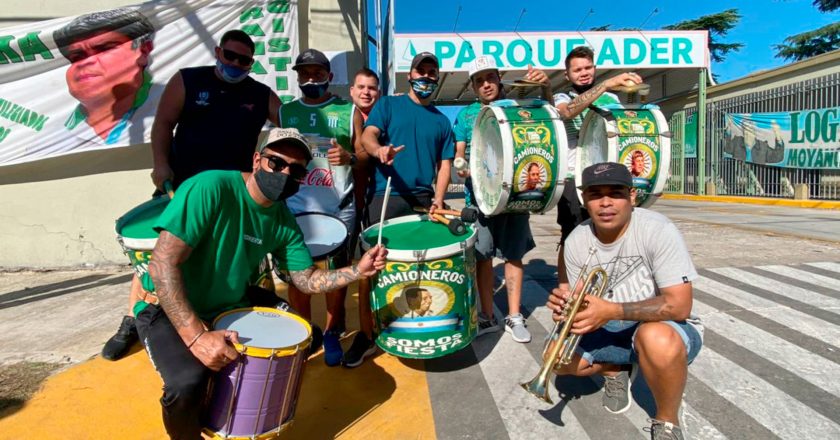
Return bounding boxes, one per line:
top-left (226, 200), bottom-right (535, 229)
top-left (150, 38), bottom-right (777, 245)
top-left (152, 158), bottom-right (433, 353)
top-left (101, 30), bottom-right (282, 363)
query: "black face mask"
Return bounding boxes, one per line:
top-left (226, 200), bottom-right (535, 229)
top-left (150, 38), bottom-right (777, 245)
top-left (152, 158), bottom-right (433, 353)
top-left (254, 168), bottom-right (300, 201)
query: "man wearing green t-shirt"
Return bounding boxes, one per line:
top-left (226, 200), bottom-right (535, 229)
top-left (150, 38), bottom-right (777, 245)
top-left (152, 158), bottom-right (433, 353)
top-left (553, 46), bottom-right (642, 293)
top-left (452, 56), bottom-right (551, 344)
top-left (136, 128), bottom-right (387, 439)
top-left (280, 48), bottom-right (360, 366)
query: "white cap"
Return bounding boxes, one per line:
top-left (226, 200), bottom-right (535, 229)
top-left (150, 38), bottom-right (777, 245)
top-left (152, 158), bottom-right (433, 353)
top-left (468, 56), bottom-right (498, 79)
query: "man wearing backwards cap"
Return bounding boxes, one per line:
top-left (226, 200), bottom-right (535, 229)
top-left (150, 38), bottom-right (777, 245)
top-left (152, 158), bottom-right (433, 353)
top-left (350, 52), bottom-right (455, 367)
top-left (452, 56), bottom-right (552, 344)
top-left (545, 162), bottom-right (702, 440)
top-left (135, 128), bottom-right (387, 439)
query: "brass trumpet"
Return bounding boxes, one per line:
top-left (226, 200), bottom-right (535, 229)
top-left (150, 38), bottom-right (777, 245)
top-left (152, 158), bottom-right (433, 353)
top-left (521, 248), bottom-right (609, 403)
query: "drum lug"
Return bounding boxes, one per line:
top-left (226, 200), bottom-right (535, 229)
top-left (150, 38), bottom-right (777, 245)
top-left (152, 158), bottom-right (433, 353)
top-left (502, 182), bottom-right (512, 190)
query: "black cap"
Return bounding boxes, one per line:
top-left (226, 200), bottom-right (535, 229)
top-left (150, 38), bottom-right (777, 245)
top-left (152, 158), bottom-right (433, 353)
top-left (293, 48), bottom-right (330, 72)
top-left (410, 51), bottom-right (439, 70)
top-left (578, 162), bottom-right (632, 189)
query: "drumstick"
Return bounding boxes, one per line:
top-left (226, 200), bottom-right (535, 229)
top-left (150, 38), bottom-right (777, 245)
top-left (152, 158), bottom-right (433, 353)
top-left (377, 176), bottom-right (392, 246)
top-left (413, 206), bottom-right (479, 223)
top-left (431, 213), bottom-right (467, 235)
top-left (163, 180), bottom-right (175, 198)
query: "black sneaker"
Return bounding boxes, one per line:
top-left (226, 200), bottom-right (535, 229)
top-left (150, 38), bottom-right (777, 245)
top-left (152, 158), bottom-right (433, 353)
top-left (101, 315), bottom-right (138, 361)
top-left (342, 333), bottom-right (377, 368)
top-left (309, 324), bottom-right (324, 355)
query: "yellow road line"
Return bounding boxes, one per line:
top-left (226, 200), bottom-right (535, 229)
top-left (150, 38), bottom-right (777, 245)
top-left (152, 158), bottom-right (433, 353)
top-left (662, 193), bottom-right (840, 210)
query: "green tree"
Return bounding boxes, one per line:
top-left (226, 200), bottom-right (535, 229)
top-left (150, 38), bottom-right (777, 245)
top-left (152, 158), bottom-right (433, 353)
top-left (774, 22), bottom-right (840, 61)
top-left (663, 9), bottom-right (743, 63)
top-left (813, 0), bottom-right (839, 13)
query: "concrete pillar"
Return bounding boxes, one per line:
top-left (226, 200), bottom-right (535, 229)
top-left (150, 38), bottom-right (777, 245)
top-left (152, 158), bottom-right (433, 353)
top-left (794, 184), bottom-right (809, 200)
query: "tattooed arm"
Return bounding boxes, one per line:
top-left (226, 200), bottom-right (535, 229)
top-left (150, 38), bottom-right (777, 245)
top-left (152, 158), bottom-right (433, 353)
top-left (289, 244), bottom-right (388, 294)
top-left (569, 282), bottom-right (693, 334)
top-left (149, 231), bottom-right (240, 370)
top-left (554, 72), bottom-right (643, 120)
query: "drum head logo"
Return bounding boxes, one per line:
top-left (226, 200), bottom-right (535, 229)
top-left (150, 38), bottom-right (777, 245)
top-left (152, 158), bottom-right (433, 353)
top-left (386, 281), bottom-right (455, 319)
top-left (518, 109), bottom-right (532, 119)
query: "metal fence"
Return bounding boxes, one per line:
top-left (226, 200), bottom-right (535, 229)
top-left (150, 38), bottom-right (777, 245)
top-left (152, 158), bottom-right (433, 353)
top-left (667, 71), bottom-right (840, 200)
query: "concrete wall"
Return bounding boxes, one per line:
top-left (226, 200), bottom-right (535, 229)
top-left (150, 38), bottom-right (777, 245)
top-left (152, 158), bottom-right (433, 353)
top-left (0, 0), bottom-right (364, 269)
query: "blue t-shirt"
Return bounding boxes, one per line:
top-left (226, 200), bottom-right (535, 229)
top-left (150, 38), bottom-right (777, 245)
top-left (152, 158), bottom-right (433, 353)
top-left (365, 95), bottom-right (455, 195)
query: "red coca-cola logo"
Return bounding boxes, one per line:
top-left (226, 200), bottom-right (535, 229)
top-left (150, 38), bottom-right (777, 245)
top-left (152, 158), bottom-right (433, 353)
top-left (305, 168), bottom-right (334, 187)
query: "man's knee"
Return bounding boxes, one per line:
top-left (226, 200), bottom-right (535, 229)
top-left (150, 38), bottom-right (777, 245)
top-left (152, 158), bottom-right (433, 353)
top-left (162, 369), bottom-right (209, 409)
top-left (634, 322), bottom-right (686, 360)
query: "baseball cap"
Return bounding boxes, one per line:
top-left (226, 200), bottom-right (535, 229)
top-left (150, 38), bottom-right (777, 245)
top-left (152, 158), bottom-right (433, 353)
top-left (293, 48), bottom-right (331, 72)
top-left (260, 128), bottom-right (313, 161)
top-left (578, 162), bottom-right (632, 189)
top-left (468, 56), bottom-right (498, 78)
top-left (410, 51), bottom-right (439, 70)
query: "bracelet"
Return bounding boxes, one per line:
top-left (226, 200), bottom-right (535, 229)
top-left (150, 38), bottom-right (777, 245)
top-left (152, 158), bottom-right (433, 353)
top-left (186, 329), bottom-right (206, 349)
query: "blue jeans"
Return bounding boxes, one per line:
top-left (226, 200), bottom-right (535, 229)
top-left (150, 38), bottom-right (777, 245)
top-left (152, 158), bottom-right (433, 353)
top-left (576, 320), bottom-right (703, 366)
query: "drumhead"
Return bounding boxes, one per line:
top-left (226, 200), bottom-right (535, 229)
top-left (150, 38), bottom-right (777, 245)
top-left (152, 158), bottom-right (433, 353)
top-left (470, 101), bottom-right (567, 216)
top-left (115, 196), bottom-right (170, 250)
top-left (359, 214), bottom-right (476, 261)
top-left (294, 212), bottom-right (348, 259)
top-left (213, 307), bottom-right (310, 354)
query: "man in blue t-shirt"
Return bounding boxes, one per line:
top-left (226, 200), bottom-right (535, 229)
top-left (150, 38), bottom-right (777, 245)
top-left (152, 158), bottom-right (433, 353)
top-left (347, 52), bottom-right (454, 367)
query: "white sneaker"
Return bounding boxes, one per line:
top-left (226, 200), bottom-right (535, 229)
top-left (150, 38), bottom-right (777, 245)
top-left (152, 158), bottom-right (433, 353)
top-left (504, 313), bottom-right (531, 343)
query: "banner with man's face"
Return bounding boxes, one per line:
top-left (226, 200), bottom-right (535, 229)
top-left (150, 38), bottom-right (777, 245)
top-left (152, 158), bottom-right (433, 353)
top-left (0, 0), bottom-right (299, 167)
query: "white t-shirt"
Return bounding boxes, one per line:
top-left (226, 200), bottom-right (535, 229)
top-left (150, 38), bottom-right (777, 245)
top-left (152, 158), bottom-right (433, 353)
top-left (564, 208), bottom-right (703, 337)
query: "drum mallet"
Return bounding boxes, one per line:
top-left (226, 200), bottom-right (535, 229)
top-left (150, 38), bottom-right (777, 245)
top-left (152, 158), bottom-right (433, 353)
top-left (413, 206), bottom-right (479, 223)
top-left (431, 213), bottom-right (467, 236)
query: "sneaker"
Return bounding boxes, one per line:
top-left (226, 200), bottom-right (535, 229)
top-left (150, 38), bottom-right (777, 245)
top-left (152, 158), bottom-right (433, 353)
top-left (504, 313), bottom-right (531, 343)
top-left (603, 364), bottom-right (636, 414)
top-left (323, 331), bottom-right (343, 367)
top-left (101, 315), bottom-right (138, 361)
top-left (477, 312), bottom-right (501, 336)
top-left (647, 419), bottom-right (684, 440)
top-left (342, 332), bottom-right (377, 368)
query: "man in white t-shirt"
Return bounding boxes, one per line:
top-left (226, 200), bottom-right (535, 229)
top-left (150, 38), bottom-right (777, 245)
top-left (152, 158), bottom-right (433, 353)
top-left (546, 162), bottom-right (702, 440)
top-left (554, 46), bottom-right (644, 295)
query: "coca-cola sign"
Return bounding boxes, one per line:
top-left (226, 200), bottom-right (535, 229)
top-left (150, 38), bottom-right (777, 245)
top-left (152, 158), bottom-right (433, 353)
top-left (305, 168), bottom-right (334, 187)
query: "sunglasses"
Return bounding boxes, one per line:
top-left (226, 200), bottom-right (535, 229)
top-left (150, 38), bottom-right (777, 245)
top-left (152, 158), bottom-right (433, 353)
top-left (221, 48), bottom-right (254, 66)
top-left (262, 155), bottom-right (308, 182)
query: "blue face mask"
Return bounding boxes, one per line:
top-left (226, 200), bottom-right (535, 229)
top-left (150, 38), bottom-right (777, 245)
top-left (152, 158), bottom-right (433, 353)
top-left (299, 80), bottom-right (330, 99)
top-left (409, 77), bottom-right (438, 99)
top-left (216, 60), bottom-right (249, 84)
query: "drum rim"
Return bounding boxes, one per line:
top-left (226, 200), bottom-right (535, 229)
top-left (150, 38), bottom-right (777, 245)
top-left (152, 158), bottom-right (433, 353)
top-left (293, 211), bottom-right (350, 259)
top-left (359, 214), bottom-right (477, 261)
top-left (115, 196), bottom-right (171, 251)
top-left (211, 307), bottom-right (312, 358)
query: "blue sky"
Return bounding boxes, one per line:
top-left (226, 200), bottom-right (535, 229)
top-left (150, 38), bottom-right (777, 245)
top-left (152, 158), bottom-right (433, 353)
top-left (393, 0), bottom-right (838, 83)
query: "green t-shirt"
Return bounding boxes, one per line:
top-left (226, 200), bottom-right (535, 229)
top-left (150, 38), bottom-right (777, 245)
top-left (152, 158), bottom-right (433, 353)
top-left (146, 170), bottom-right (313, 321)
top-left (279, 96), bottom-right (355, 215)
top-left (452, 101), bottom-right (482, 156)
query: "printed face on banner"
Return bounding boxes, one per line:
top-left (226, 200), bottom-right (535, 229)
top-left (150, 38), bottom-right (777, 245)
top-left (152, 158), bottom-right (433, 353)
top-left (64, 31), bottom-right (150, 106)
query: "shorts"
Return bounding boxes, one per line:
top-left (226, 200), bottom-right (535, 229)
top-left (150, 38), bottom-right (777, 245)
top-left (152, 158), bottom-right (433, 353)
top-left (474, 211), bottom-right (535, 261)
top-left (556, 178), bottom-right (588, 246)
top-left (576, 320), bottom-right (703, 367)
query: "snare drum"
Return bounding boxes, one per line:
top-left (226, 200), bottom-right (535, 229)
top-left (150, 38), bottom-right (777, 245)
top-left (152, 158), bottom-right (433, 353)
top-left (203, 307), bottom-right (311, 439)
top-left (360, 215), bottom-right (478, 359)
top-left (577, 105), bottom-right (671, 207)
top-left (470, 99), bottom-right (568, 216)
top-left (114, 196), bottom-right (170, 277)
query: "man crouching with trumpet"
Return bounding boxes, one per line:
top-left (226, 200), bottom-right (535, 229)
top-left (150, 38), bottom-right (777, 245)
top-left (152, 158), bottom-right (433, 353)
top-left (544, 162), bottom-right (702, 440)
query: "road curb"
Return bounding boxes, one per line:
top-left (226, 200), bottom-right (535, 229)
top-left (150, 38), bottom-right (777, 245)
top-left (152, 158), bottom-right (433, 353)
top-left (661, 194), bottom-right (840, 210)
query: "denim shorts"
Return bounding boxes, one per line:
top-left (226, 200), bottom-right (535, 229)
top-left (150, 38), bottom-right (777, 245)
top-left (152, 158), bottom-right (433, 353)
top-left (576, 320), bottom-right (703, 366)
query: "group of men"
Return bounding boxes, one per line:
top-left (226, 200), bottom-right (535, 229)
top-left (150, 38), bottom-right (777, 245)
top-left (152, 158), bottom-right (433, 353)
top-left (67, 16), bottom-right (701, 440)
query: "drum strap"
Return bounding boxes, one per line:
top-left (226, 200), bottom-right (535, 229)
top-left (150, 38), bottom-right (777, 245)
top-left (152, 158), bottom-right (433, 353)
top-left (337, 192), bottom-right (354, 211)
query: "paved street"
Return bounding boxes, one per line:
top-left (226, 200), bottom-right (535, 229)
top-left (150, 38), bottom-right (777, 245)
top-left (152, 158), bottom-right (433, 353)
top-left (1, 198), bottom-right (839, 439)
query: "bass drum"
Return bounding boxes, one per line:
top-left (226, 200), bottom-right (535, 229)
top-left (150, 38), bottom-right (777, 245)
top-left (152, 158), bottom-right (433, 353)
top-left (576, 104), bottom-right (671, 207)
top-left (470, 99), bottom-right (567, 216)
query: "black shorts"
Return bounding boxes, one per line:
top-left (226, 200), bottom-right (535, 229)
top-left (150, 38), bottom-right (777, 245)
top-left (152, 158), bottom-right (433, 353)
top-left (556, 178), bottom-right (589, 246)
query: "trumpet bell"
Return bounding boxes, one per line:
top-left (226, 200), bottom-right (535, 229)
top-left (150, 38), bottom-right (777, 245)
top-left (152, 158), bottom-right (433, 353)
top-left (520, 378), bottom-right (553, 404)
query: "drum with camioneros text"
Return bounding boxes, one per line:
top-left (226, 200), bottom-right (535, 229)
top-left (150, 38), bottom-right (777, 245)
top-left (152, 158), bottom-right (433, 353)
top-left (360, 215), bottom-right (478, 359)
top-left (115, 196), bottom-right (170, 277)
top-left (576, 104), bottom-right (671, 207)
top-left (203, 307), bottom-right (311, 439)
top-left (470, 99), bottom-right (568, 216)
